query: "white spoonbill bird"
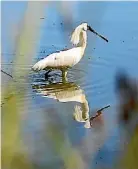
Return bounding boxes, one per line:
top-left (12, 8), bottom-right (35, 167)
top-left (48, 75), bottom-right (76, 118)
top-left (32, 22), bottom-right (108, 81)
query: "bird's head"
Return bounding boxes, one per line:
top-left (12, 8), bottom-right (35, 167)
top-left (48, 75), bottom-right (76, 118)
top-left (71, 22), bottom-right (108, 46)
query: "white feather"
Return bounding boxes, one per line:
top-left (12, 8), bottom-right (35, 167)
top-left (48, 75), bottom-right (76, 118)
top-left (71, 26), bottom-right (82, 46)
top-left (32, 23), bottom-right (88, 71)
top-left (71, 23), bottom-right (87, 46)
top-left (32, 47), bottom-right (83, 71)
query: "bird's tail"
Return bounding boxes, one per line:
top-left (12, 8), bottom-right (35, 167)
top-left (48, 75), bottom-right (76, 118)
top-left (32, 59), bottom-right (47, 71)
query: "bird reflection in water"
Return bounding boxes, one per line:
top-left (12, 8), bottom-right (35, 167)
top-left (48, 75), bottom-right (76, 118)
top-left (32, 78), bottom-right (110, 128)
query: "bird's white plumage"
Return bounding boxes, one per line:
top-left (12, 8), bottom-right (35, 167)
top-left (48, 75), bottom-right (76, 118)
top-left (32, 47), bottom-right (83, 71)
top-left (32, 23), bottom-right (88, 71)
top-left (71, 23), bottom-right (87, 46)
top-left (32, 22), bottom-right (108, 73)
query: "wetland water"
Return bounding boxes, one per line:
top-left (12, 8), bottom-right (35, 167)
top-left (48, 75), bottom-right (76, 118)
top-left (1, 1), bottom-right (138, 169)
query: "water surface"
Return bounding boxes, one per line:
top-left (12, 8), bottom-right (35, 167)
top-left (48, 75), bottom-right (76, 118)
top-left (1, 1), bottom-right (138, 168)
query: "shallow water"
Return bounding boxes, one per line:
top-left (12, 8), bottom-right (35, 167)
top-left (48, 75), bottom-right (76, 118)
top-left (1, 1), bottom-right (138, 169)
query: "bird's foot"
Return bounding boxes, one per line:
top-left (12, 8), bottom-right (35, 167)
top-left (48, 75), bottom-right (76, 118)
top-left (44, 70), bottom-right (52, 80)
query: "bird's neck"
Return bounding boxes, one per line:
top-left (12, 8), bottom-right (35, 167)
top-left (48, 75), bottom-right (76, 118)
top-left (81, 95), bottom-right (91, 128)
top-left (79, 31), bottom-right (87, 55)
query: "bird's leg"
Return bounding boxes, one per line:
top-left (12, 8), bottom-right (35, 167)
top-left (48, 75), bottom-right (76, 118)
top-left (44, 69), bottom-right (52, 80)
top-left (61, 69), bottom-right (68, 83)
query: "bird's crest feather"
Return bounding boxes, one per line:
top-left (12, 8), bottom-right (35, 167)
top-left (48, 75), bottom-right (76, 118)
top-left (70, 26), bottom-right (82, 46)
